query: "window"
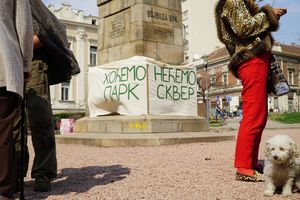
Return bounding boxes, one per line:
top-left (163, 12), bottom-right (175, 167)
top-left (90, 46), bottom-right (97, 66)
top-left (274, 97), bottom-right (279, 109)
top-left (61, 81), bottom-right (70, 101)
top-left (183, 10), bottom-right (188, 21)
top-left (288, 98), bottom-right (294, 112)
top-left (222, 73), bottom-right (228, 86)
top-left (183, 24), bottom-right (189, 35)
top-left (92, 19), bottom-right (97, 25)
top-left (288, 70), bottom-right (294, 85)
top-left (210, 75), bottom-right (216, 89)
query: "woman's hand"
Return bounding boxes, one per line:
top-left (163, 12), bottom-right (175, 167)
top-left (33, 34), bottom-right (43, 49)
top-left (24, 72), bottom-right (32, 83)
top-left (273, 8), bottom-right (287, 19)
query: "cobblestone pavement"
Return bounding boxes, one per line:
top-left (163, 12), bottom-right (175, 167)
top-left (22, 120), bottom-right (300, 200)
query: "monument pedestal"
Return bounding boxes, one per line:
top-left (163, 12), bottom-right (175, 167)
top-left (54, 0), bottom-right (219, 147)
top-left (54, 115), bottom-right (223, 147)
top-left (74, 115), bottom-right (209, 134)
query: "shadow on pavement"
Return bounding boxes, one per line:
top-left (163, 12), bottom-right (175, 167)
top-left (24, 165), bottom-right (130, 199)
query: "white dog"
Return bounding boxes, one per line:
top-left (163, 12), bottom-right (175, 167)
top-left (264, 135), bottom-right (300, 196)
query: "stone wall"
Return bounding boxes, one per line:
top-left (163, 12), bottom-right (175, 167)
top-left (97, 0), bottom-right (184, 65)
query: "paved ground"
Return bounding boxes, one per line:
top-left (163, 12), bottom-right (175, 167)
top-left (22, 119), bottom-right (300, 200)
top-left (211, 117), bottom-right (300, 132)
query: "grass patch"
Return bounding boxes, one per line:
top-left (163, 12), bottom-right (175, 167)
top-left (269, 112), bottom-right (300, 124)
top-left (209, 120), bottom-right (225, 127)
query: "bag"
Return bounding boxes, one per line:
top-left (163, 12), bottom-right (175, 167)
top-left (30, 0), bottom-right (80, 85)
top-left (267, 54), bottom-right (290, 96)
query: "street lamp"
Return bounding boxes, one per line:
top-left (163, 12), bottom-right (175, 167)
top-left (297, 89), bottom-right (300, 112)
top-left (202, 55), bottom-right (209, 120)
top-left (268, 97), bottom-right (272, 112)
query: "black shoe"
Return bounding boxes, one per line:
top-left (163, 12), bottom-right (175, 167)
top-left (33, 175), bottom-right (51, 192)
top-left (254, 160), bottom-right (265, 174)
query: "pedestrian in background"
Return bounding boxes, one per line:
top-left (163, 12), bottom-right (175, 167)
top-left (0, 0), bottom-right (33, 199)
top-left (215, 0), bottom-right (287, 181)
top-left (238, 105), bottom-right (243, 123)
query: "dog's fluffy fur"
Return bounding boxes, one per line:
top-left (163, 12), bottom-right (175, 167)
top-left (264, 135), bottom-right (300, 196)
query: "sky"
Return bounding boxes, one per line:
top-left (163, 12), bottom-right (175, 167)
top-left (42, 0), bottom-right (300, 45)
top-left (259, 0), bottom-right (300, 45)
top-left (42, 0), bottom-right (98, 16)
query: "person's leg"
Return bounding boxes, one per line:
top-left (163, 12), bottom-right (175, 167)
top-left (26, 59), bottom-right (57, 192)
top-left (12, 104), bottom-right (29, 192)
top-left (234, 53), bottom-right (269, 173)
top-left (0, 88), bottom-right (18, 198)
top-left (252, 92), bottom-right (269, 170)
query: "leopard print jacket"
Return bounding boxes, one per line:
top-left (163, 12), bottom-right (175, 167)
top-left (215, 0), bottom-right (279, 78)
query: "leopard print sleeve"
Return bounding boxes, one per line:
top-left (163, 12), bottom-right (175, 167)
top-left (221, 0), bottom-right (270, 39)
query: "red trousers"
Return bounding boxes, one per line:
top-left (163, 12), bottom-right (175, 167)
top-left (234, 52), bottom-right (270, 169)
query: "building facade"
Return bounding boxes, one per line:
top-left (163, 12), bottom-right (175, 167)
top-left (181, 0), bottom-right (300, 115)
top-left (47, 3), bottom-right (99, 114)
top-left (181, 0), bottom-right (223, 62)
top-left (196, 44), bottom-right (300, 116)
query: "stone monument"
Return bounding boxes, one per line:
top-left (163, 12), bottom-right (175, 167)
top-left (97, 0), bottom-right (184, 65)
top-left (73, 0), bottom-right (209, 139)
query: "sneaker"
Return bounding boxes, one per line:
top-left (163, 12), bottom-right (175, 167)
top-left (33, 175), bottom-right (51, 192)
top-left (236, 170), bottom-right (264, 182)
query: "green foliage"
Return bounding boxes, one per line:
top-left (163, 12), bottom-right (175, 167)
top-left (209, 119), bottom-right (225, 127)
top-left (53, 112), bottom-right (85, 122)
top-left (269, 112), bottom-right (300, 124)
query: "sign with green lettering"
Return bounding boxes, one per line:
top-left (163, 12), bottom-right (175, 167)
top-left (88, 57), bottom-right (197, 117)
top-left (148, 64), bottom-right (197, 115)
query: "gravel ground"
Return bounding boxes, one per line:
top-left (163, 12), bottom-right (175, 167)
top-left (22, 128), bottom-right (300, 200)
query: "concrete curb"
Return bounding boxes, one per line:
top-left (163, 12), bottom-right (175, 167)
top-left (55, 132), bottom-right (236, 147)
top-left (55, 119), bottom-right (300, 147)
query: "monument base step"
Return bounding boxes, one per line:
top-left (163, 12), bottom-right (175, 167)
top-left (74, 115), bottom-right (209, 134)
top-left (55, 132), bottom-right (235, 147)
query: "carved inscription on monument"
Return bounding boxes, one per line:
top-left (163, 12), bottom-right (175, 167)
top-left (109, 15), bottom-right (125, 39)
top-left (145, 7), bottom-right (181, 26)
top-left (147, 10), bottom-right (178, 23)
top-left (144, 25), bottom-right (174, 44)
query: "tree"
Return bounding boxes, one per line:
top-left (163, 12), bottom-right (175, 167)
top-left (197, 68), bottom-right (222, 104)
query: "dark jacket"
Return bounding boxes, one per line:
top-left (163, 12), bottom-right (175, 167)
top-left (215, 0), bottom-right (279, 78)
top-left (29, 0), bottom-right (80, 85)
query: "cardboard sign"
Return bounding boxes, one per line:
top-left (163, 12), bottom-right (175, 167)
top-left (88, 56), bottom-right (197, 117)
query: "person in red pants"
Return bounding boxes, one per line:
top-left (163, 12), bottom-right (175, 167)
top-left (215, 0), bottom-right (287, 181)
top-left (235, 52), bottom-right (270, 180)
